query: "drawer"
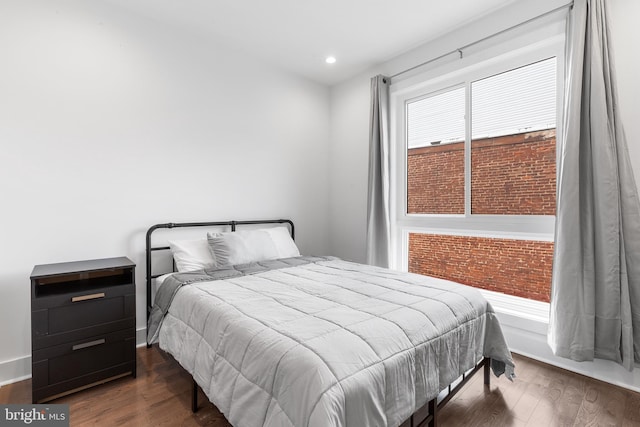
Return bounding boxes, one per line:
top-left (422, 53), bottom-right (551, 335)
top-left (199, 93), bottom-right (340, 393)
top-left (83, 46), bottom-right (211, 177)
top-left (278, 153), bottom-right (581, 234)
top-left (32, 283), bottom-right (134, 310)
top-left (32, 293), bottom-right (134, 350)
top-left (32, 328), bottom-right (135, 402)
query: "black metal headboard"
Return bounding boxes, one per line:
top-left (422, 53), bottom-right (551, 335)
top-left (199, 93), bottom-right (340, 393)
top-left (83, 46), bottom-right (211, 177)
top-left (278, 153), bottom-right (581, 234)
top-left (145, 219), bottom-right (294, 332)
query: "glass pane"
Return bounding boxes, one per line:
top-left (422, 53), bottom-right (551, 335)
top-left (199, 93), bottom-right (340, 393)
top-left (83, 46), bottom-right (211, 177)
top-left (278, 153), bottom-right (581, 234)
top-left (408, 233), bottom-right (553, 302)
top-left (407, 87), bottom-right (465, 214)
top-left (471, 57), bottom-right (557, 215)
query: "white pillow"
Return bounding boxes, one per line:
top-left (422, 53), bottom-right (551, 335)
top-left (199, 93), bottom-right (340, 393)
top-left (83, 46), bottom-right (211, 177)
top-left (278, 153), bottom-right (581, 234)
top-left (168, 238), bottom-right (217, 272)
top-left (264, 227), bottom-right (300, 258)
top-left (207, 227), bottom-right (298, 267)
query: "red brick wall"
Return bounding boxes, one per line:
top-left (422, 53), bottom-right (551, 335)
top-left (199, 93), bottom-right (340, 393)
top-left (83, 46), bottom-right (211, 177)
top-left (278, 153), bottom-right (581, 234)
top-left (408, 233), bottom-right (553, 302)
top-left (471, 130), bottom-right (556, 214)
top-left (407, 129), bottom-right (556, 215)
top-left (408, 142), bottom-right (464, 214)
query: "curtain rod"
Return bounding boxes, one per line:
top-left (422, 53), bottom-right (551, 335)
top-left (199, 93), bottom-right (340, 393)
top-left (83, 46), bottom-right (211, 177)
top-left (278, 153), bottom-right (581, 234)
top-left (390, 2), bottom-right (573, 80)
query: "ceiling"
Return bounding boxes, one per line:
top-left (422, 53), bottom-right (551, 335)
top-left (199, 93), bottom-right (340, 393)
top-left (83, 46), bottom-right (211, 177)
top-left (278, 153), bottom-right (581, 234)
top-left (105, 0), bottom-right (517, 86)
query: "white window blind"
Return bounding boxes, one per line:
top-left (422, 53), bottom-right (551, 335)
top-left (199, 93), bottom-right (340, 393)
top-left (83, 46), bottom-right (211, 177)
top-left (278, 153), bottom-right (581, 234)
top-left (407, 87), bottom-right (465, 149)
top-left (406, 57), bottom-right (556, 149)
top-left (472, 57), bottom-right (556, 139)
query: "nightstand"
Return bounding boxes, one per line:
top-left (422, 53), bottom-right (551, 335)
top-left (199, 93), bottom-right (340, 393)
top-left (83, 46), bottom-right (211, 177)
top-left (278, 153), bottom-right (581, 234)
top-left (30, 257), bottom-right (136, 403)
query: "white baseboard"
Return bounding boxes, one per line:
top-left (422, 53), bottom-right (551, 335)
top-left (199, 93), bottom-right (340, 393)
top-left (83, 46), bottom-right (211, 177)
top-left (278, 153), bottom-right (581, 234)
top-left (135, 327), bottom-right (147, 348)
top-left (0, 327), bottom-right (149, 387)
top-left (0, 356), bottom-right (31, 387)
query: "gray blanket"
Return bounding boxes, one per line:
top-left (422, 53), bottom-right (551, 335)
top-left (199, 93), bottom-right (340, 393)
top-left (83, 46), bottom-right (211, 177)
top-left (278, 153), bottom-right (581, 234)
top-left (150, 256), bottom-right (515, 426)
top-left (147, 256), bottom-right (335, 343)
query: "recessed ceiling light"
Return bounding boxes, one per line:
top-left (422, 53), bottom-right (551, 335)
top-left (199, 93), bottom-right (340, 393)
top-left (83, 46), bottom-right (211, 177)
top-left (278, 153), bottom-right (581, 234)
top-left (325, 56), bottom-right (336, 64)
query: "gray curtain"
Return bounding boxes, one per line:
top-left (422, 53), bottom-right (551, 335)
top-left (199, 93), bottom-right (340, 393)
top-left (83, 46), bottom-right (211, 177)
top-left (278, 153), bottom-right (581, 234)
top-left (548, 0), bottom-right (640, 370)
top-left (366, 75), bottom-right (391, 267)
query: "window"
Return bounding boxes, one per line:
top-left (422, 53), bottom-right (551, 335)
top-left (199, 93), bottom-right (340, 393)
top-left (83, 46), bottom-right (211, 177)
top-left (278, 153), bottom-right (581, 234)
top-left (393, 41), bottom-right (561, 305)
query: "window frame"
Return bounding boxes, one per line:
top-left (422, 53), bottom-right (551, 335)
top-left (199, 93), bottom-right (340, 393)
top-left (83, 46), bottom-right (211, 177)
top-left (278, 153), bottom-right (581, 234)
top-left (389, 36), bottom-right (565, 285)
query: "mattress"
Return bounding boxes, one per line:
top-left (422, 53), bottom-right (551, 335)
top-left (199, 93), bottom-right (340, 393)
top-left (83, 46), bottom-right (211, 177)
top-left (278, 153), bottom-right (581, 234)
top-left (150, 256), bottom-right (514, 427)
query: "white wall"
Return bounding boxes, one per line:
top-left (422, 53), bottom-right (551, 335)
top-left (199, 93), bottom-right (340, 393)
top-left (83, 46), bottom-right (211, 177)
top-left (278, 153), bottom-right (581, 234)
top-left (328, 0), bottom-right (640, 390)
top-left (0, 0), bottom-right (330, 383)
top-left (328, 76), bottom-right (371, 263)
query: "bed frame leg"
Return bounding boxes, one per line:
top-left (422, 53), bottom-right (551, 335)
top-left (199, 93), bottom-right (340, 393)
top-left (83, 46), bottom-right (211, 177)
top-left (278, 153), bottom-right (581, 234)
top-left (192, 379), bottom-right (199, 413)
top-left (428, 398), bottom-right (438, 427)
top-left (484, 358), bottom-right (491, 387)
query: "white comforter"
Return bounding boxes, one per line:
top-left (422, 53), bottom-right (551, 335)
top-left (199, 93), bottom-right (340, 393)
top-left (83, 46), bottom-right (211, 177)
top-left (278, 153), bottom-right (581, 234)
top-left (158, 257), bottom-right (514, 427)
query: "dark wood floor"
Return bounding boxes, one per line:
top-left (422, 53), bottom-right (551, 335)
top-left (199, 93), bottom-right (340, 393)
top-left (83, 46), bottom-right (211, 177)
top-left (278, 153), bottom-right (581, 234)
top-left (1, 346), bottom-right (639, 426)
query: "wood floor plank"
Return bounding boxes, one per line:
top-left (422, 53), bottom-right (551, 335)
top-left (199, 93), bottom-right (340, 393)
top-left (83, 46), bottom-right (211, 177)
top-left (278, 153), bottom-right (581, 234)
top-left (553, 376), bottom-right (585, 426)
top-left (625, 390), bottom-right (640, 424)
top-left (574, 382), bottom-right (627, 427)
top-left (1, 348), bottom-right (639, 426)
top-left (511, 387), bottom-right (540, 424)
top-left (524, 399), bottom-right (553, 427)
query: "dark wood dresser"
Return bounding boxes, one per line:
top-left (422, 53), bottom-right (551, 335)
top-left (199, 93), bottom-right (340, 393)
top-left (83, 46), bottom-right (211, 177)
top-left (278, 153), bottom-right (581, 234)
top-left (30, 257), bottom-right (136, 403)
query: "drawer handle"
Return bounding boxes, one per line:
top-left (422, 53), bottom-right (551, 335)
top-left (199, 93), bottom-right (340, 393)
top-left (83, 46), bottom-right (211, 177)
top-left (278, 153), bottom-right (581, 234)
top-left (72, 339), bottom-right (106, 351)
top-left (71, 292), bottom-right (105, 303)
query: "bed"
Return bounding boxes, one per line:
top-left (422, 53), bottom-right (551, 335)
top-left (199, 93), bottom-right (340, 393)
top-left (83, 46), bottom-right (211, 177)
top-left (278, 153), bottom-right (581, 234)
top-left (145, 219), bottom-right (515, 427)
